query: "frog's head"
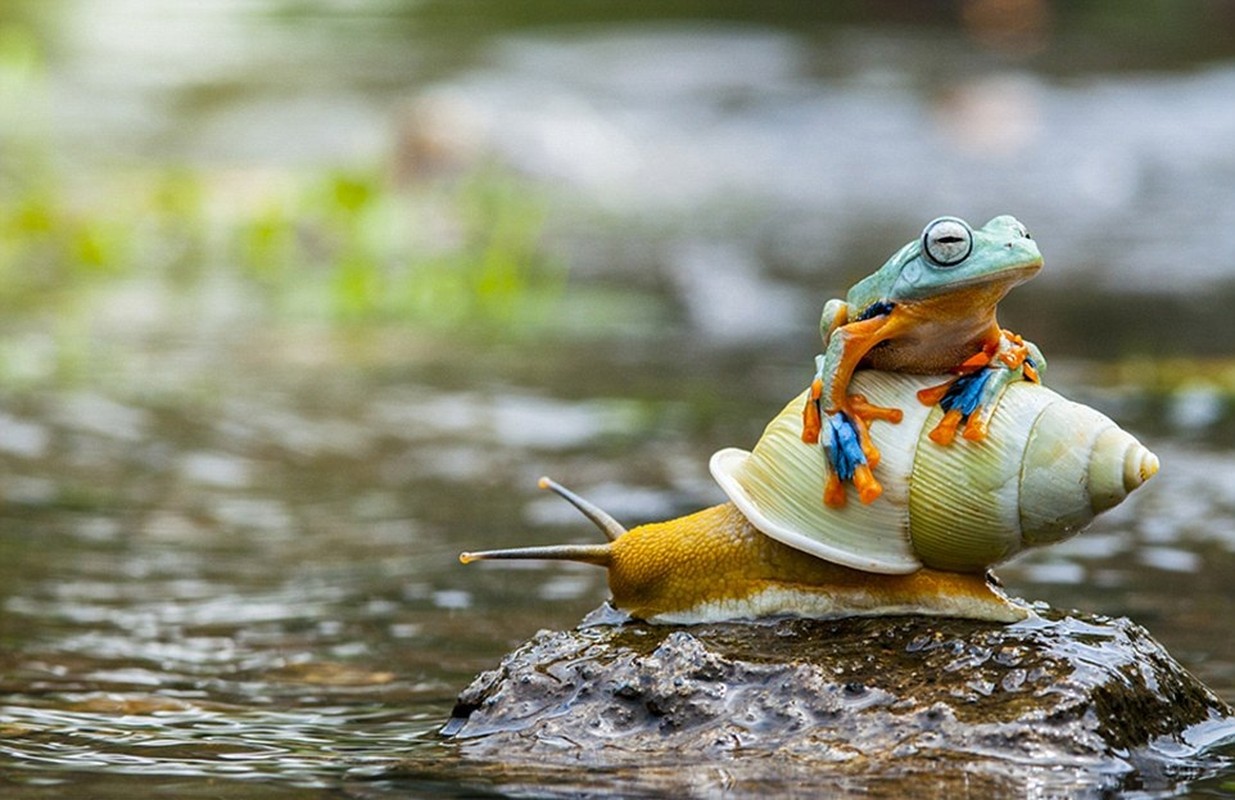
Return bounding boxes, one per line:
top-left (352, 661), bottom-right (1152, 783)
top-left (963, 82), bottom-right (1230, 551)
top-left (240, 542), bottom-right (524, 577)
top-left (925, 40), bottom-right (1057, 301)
top-left (883, 215), bottom-right (1043, 301)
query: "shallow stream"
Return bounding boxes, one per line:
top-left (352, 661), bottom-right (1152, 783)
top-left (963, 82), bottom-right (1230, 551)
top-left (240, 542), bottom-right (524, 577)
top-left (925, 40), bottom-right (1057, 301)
top-left (1, 329), bottom-right (1233, 797)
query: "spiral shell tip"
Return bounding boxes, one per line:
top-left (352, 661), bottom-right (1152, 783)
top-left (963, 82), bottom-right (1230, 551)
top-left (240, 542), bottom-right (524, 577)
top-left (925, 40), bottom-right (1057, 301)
top-left (1127, 446), bottom-right (1159, 489)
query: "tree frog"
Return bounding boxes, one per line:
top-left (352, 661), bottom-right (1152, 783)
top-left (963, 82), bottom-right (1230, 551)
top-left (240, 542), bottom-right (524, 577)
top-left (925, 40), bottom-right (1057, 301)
top-left (802, 215), bottom-right (1045, 508)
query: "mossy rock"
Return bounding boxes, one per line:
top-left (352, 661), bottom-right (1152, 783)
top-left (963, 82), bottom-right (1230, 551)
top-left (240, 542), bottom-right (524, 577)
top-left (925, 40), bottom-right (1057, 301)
top-left (434, 607), bottom-right (1235, 797)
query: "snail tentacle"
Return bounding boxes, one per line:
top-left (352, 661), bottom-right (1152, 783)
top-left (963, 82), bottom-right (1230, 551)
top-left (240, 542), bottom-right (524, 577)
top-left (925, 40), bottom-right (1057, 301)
top-left (460, 544), bottom-right (613, 567)
top-left (457, 478), bottom-right (627, 566)
top-left (537, 476), bottom-right (627, 542)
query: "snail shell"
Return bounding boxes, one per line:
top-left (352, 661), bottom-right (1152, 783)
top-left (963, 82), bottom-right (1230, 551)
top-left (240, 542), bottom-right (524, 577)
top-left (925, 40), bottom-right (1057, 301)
top-left (711, 370), bottom-right (1159, 575)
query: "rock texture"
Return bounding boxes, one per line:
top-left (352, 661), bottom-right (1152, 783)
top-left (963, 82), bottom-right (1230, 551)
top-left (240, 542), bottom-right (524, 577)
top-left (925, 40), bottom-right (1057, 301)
top-left (434, 607), bottom-right (1235, 797)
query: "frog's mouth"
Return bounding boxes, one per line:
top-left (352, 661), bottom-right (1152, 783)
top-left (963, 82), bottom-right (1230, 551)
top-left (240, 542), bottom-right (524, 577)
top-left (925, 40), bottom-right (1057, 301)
top-left (922, 262), bottom-right (1042, 312)
top-left (1003, 257), bottom-right (1044, 284)
top-left (951, 257), bottom-right (1043, 290)
top-left (899, 246), bottom-right (1043, 301)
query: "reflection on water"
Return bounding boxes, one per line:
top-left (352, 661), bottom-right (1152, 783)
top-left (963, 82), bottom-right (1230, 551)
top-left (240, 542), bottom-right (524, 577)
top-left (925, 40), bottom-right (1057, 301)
top-left (0, 330), bottom-right (702, 794)
top-left (1, 331), bottom-right (1234, 797)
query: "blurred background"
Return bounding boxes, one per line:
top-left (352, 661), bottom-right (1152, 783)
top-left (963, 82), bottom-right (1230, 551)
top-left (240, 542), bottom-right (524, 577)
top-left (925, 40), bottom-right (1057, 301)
top-left (2, 1), bottom-right (1235, 797)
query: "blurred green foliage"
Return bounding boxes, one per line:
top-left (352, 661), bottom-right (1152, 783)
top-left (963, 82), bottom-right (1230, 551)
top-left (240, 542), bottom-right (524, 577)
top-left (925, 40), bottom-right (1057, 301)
top-left (0, 20), bottom-right (563, 335)
top-left (235, 167), bottom-right (563, 327)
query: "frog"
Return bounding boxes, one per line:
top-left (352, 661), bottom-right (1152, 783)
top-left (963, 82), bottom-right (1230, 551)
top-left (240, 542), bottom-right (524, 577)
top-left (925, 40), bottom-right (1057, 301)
top-left (801, 215), bottom-right (1045, 508)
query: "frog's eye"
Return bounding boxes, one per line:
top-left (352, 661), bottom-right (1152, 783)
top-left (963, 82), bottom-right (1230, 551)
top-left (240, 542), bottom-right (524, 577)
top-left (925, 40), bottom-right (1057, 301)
top-left (921, 218), bottom-right (973, 267)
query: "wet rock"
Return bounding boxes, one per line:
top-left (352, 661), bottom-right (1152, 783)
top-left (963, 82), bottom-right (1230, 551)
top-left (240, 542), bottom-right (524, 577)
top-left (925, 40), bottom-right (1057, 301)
top-left (436, 607), bottom-right (1235, 796)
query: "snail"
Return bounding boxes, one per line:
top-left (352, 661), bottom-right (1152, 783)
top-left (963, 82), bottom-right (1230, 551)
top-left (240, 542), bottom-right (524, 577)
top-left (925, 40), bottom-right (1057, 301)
top-left (460, 370), bottom-right (1159, 624)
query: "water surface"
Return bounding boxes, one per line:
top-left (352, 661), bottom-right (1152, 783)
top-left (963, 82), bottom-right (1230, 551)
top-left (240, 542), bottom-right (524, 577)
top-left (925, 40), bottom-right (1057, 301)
top-left (0, 329), bottom-right (1233, 797)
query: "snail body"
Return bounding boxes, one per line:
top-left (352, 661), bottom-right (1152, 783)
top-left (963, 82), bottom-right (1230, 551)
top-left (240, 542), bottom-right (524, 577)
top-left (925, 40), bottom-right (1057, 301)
top-left (461, 371), bottom-right (1158, 624)
top-left (465, 499), bottom-right (1030, 623)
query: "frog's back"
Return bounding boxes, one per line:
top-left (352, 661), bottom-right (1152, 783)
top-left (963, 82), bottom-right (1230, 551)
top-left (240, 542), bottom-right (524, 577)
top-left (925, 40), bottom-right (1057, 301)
top-left (844, 242), bottom-right (915, 314)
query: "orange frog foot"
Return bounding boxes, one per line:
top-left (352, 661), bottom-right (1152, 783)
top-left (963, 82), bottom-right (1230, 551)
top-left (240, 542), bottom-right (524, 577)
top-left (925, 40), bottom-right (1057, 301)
top-left (996, 329), bottom-right (1040, 383)
top-left (821, 394), bottom-right (904, 509)
top-left (916, 331), bottom-right (1039, 446)
top-left (802, 378), bottom-right (825, 445)
top-left (916, 373), bottom-right (981, 444)
top-left (915, 375), bottom-right (997, 445)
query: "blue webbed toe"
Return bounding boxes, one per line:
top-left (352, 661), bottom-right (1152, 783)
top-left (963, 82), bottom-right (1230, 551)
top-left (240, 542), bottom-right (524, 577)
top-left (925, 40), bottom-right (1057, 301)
top-left (823, 411), bottom-right (867, 481)
top-left (939, 370), bottom-right (993, 417)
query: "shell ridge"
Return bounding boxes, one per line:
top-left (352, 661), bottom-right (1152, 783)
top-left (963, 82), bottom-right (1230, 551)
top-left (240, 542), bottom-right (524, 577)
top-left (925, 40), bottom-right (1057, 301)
top-left (1013, 395), bottom-right (1052, 553)
top-left (908, 380), bottom-right (1037, 571)
top-left (1018, 397), bottom-right (1115, 546)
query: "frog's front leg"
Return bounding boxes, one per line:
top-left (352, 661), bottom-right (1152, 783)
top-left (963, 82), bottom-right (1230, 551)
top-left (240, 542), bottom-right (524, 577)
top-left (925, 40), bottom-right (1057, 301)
top-left (917, 331), bottom-right (1046, 445)
top-left (819, 297), bottom-right (849, 347)
top-left (802, 298), bottom-right (849, 444)
top-left (802, 310), bottom-right (909, 507)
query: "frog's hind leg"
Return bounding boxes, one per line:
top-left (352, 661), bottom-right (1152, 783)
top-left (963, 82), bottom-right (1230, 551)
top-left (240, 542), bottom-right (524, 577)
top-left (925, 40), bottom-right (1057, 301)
top-left (920, 334), bottom-right (1047, 445)
top-left (915, 334), bottom-right (1000, 444)
top-left (930, 370), bottom-right (993, 444)
top-left (916, 347), bottom-right (993, 405)
top-left (959, 338), bottom-right (1046, 441)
